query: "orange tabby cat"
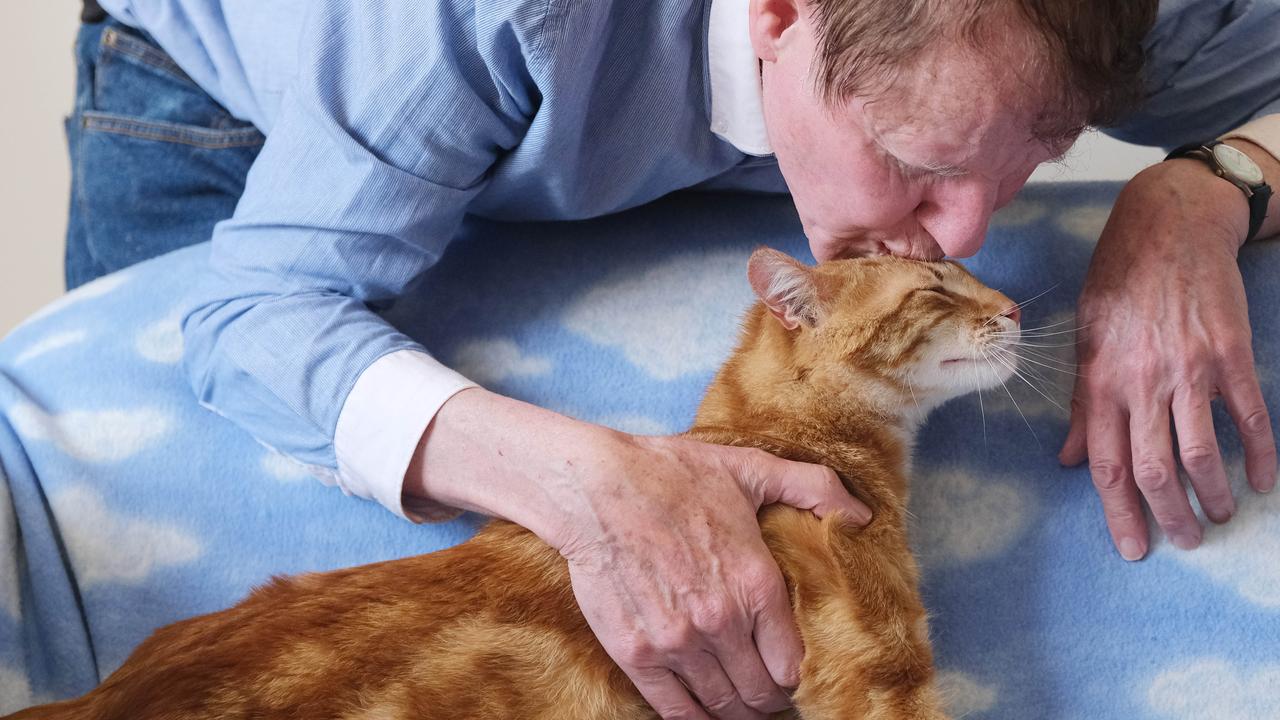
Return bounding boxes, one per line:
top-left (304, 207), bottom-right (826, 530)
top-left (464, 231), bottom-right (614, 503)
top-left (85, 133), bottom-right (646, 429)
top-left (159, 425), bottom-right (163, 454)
top-left (7, 249), bottom-right (1020, 720)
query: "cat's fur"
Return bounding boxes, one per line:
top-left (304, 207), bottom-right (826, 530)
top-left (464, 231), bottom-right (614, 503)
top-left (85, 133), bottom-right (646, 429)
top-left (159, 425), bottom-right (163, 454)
top-left (7, 249), bottom-right (1019, 720)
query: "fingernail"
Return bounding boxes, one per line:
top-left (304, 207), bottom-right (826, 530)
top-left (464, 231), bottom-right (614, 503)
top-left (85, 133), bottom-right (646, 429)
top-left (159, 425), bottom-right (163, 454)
top-left (1207, 505), bottom-right (1235, 525)
top-left (1170, 532), bottom-right (1201, 551)
top-left (1261, 472), bottom-right (1277, 494)
top-left (1118, 537), bottom-right (1145, 562)
top-left (851, 505), bottom-right (873, 526)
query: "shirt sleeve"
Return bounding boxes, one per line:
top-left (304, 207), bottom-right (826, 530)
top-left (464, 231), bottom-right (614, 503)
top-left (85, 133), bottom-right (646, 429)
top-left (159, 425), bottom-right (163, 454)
top-left (1103, 0), bottom-right (1280, 149)
top-left (181, 0), bottom-right (545, 520)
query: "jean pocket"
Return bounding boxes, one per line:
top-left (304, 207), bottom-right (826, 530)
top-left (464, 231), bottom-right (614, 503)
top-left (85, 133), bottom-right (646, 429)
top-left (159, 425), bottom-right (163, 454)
top-left (91, 24), bottom-right (263, 140)
top-left (80, 112), bottom-right (265, 149)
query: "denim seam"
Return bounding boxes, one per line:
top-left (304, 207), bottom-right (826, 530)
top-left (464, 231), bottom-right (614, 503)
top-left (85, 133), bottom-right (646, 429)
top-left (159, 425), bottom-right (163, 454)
top-left (81, 111), bottom-right (266, 149)
top-left (99, 27), bottom-right (192, 84)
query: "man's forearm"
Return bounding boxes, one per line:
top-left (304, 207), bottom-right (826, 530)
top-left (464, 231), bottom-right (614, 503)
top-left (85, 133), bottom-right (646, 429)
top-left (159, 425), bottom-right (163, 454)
top-left (404, 388), bottom-right (623, 547)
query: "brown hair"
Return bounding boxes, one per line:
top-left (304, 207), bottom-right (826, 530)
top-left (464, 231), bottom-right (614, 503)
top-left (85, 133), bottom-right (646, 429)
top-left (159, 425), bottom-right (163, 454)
top-left (808, 0), bottom-right (1159, 139)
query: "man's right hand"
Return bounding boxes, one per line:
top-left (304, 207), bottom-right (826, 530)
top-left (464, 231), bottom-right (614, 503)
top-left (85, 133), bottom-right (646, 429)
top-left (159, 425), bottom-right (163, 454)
top-left (407, 390), bottom-right (872, 720)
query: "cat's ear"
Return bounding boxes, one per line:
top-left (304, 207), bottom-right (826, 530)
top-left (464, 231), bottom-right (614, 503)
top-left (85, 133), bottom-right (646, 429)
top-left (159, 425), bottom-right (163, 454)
top-left (748, 247), bottom-right (824, 330)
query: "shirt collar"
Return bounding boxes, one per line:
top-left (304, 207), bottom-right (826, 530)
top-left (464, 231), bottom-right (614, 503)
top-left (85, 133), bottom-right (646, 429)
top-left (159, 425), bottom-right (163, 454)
top-left (707, 0), bottom-right (773, 156)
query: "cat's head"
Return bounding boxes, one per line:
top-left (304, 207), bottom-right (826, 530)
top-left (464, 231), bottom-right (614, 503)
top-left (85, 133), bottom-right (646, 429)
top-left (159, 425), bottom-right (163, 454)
top-left (744, 247), bottom-right (1020, 420)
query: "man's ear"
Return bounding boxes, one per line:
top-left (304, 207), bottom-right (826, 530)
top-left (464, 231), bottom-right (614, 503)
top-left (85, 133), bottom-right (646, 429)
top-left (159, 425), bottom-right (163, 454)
top-left (748, 247), bottom-right (823, 330)
top-left (749, 0), bottom-right (801, 63)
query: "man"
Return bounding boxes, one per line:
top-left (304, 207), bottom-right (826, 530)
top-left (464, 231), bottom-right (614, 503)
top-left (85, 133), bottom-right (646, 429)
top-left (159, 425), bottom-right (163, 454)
top-left (66, 0), bottom-right (1279, 718)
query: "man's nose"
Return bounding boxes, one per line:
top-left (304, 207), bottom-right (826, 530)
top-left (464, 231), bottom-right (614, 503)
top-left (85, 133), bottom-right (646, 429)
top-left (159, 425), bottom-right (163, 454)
top-left (919, 179), bottom-right (998, 258)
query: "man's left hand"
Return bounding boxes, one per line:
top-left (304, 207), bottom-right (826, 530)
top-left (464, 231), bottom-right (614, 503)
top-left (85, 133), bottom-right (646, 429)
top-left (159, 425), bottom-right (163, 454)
top-left (1060, 157), bottom-right (1277, 560)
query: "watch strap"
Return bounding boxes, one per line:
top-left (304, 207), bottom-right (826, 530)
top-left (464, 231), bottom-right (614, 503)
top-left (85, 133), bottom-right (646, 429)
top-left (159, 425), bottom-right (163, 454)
top-left (1167, 141), bottom-right (1272, 243)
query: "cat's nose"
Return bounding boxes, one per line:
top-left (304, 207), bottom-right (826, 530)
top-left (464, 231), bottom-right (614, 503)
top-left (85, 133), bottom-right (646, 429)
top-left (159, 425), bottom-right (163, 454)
top-left (1001, 304), bottom-right (1021, 324)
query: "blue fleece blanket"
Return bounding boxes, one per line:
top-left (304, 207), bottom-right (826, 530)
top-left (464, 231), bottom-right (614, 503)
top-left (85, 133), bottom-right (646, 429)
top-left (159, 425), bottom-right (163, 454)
top-left (2, 183), bottom-right (1277, 719)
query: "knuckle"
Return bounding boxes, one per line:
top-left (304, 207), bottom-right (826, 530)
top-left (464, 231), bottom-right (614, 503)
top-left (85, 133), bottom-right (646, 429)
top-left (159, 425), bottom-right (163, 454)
top-left (1212, 337), bottom-right (1252, 365)
top-left (1089, 462), bottom-right (1128, 492)
top-left (739, 561), bottom-right (784, 601)
top-left (1106, 507), bottom-right (1141, 527)
top-left (616, 634), bottom-right (660, 668)
top-left (701, 690), bottom-right (741, 714)
top-left (742, 689), bottom-right (781, 712)
top-left (655, 703), bottom-right (701, 720)
top-left (1241, 409), bottom-right (1272, 438)
top-left (1133, 459), bottom-right (1176, 493)
top-left (1178, 446), bottom-right (1219, 476)
top-left (690, 598), bottom-right (734, 636)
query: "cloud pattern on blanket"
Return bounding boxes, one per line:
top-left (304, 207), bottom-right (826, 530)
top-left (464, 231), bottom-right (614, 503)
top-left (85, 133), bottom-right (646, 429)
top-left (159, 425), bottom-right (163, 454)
top-left (50, 485), bottom-right (202, 586)
top-left (1148, 659), bottom-right (1280, 720)
top-left (562, 249), bottom-right (755, 380)
top-left (8, 402), bottom-right (172, 463)
top-left (2, 186), bottom-right (1278, 718)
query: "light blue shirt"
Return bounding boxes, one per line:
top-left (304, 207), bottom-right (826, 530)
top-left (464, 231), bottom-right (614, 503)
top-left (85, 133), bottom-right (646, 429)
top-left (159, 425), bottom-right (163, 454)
top-left (98, 0), bottom-right (1280, 515)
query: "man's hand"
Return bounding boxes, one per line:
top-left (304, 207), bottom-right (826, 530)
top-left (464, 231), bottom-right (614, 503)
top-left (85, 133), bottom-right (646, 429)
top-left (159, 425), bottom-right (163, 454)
top-left (408, 389), bottom-right (872, 719)
top-left (1060, 155), bottom-right (1278, 560)
top-left (558, 434), bottom-right (870, 720)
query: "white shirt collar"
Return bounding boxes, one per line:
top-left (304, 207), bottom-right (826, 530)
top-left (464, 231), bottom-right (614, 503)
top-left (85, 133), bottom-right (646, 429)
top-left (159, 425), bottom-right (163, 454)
top-left (707, 0), bottom-right (774, 156)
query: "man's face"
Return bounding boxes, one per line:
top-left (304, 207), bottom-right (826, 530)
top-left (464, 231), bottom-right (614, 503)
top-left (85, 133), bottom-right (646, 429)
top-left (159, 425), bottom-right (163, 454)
top-left (752, 2), bottom-right (1074, 262)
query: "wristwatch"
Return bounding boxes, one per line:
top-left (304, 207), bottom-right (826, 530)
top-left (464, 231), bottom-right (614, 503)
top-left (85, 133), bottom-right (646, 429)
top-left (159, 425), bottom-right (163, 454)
top-left (1166, 140), bottom-right (1272, 243)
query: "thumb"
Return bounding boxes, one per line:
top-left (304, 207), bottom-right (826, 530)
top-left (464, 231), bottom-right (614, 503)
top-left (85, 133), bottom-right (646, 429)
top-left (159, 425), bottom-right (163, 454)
top-left (747, 452), bottom-right (873, 526)
top-left (1059, 395), bottom-right (1088, 467)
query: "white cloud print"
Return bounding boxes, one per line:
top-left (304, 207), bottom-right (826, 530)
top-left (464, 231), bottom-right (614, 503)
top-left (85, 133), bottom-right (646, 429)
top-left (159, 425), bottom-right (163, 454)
top-left (563, 249), bottom-right (755, 380)
top-left (135, 311), bottom-right (185, 364)
top-left (935, 671), bottom-right (998, 717)
top-left (8, 402), bottom-right (172, 463)
top-left (911, 466), bottom-right (1036, 566)
top-left (451, 338), bottom-right (553, 386)
top-left (1149, 659), bottom-right (1280, 720)
top-left (50, 485), bottom-right (202, 587)
top-left (0, 665), bottom-right (33, 715)
top-left (18, 271), bottom-right (133, 331)
top-left (1055, 204), bottom-right (1113, 243)
top-left (1157, 458), bottom-right (1280, 609)
top-left (14, 329), bottom-right (89, 366)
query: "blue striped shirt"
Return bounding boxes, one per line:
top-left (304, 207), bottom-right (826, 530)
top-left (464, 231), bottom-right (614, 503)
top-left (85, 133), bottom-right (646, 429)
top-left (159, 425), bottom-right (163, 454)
top-left (97, 0), bottom-right (1280, 516)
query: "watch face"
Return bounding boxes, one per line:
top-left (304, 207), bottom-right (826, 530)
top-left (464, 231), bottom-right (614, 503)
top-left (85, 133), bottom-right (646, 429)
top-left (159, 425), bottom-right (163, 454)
top-left (1213, 143), bottom-right (1266, 185)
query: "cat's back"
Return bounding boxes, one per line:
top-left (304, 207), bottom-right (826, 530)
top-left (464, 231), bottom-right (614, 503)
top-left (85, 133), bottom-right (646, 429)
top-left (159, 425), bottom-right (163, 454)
top-left (30, 520), bottom-right (606, 720)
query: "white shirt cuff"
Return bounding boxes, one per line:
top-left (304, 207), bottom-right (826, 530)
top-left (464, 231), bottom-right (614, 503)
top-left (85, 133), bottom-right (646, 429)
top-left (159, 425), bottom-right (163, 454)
top-left (1221, 113), bottom-right (1280, 165)
top-left (333, 349), bottom-right (478, 522)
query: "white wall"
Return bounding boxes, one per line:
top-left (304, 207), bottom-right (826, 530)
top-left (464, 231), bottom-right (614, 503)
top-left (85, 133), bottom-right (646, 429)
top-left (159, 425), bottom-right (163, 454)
top-left (2, 2), bottom-right (79, 336)
top-left (0, 4), bottom-right (1167, 335)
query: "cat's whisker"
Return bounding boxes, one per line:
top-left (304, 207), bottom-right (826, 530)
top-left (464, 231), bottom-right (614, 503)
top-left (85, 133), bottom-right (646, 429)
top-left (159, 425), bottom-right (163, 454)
top-left (1009, 349), bottom-right (1081, 375)
top-left (990, 347), bottom-right (1069, 413)
top-left (1010, 339), bottom-right (1077, 349)
top-left (973, 350), bottom-right (989, 448)
top-left (984, 283), bottom-right (1061, 327)
top-left (1011, 315), bottom-right (1080, 333)
top-left (985, 350), bottom-right (1041, 448)
top-left (994, 325), bottom-right (1085, 339)
top-left (1011, 282), bottom-right (1062, 313)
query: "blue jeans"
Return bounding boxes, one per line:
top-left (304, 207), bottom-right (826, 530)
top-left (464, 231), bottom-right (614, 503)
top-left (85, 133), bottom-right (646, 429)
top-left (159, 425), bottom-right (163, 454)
top-left (65, 18), bottom-right (264, 290)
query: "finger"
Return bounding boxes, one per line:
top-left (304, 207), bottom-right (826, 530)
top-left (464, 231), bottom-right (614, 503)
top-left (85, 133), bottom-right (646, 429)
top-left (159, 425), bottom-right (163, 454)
top-left (674, 651), bottom-right (766, 720)
top-left (703, 565), bottom-right (798, 714)
top-left (742, 451), bottom-right (873, 526)
top-left (1085, 403), bottom-right (1148, 561)
top-left (1219, 363), bottom-right (1278, 494)
top-left (1170, 386), bottom-right (1233, 523)
top-left (1059, 387), bottom-right (1089, 467)
top-left (630, 667), bottom-right (714, 720)
top-left (750, 574), bottom-right (805, 692)
top-left (708, 630), bottom-right (792, 715)
top-left (1129, 401), bottom-right (1201, 551)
